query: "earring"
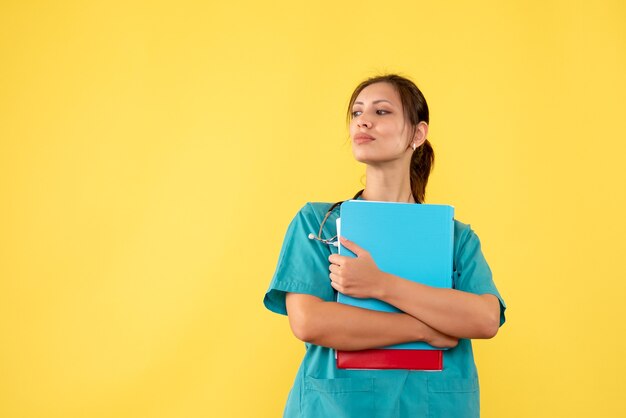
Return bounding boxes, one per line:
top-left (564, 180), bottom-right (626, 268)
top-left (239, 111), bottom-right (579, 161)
top-left (412, 143), bottom-right (416, 151)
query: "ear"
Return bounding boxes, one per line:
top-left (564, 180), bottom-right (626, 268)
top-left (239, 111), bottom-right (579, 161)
top-left (412, 121), bottom-right (429, 148)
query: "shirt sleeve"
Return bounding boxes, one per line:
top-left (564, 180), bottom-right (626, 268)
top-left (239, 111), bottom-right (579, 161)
top-left (453, 223), bottom-right (507, 327)
top-left (263, 203), bottom-right (336, 316)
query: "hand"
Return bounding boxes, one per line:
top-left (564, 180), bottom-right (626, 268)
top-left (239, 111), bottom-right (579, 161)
top-left (328, 237), bottom-right (385, 299)
top-left (425, 329), bottom-right (459, 349)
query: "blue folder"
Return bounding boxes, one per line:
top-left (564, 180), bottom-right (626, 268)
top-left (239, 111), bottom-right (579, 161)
top-left (337, 200), bottom-right (454, 350)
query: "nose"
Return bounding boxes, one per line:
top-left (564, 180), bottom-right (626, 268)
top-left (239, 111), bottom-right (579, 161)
top-left (357, 118), bottom-right (371, 128)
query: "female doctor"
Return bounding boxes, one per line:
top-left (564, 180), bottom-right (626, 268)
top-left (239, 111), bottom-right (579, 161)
top-left (264, 74), bottom-right (506, 417)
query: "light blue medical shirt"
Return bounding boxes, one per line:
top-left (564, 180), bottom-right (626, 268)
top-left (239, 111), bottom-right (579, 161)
top-left (264, 202), bottom-right (507, 418)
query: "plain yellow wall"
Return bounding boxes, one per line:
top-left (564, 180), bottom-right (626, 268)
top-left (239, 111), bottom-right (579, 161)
top-left (1, 1), bottom-right (625, 417)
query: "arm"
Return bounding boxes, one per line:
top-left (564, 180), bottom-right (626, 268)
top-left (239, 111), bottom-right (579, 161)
top-left (285, 293), bottom-right (458, 351)
top-left (329, 237), bottom-right (501, 340)
top-left (378, 274), bottom-right (501, 339)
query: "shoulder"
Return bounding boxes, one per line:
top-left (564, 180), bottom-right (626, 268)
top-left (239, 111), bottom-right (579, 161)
top-left (453, 219), bottom-right (473, 242)
top-left (280, 202), bottom-right (337, 234)
top-left (453, 219), bottom-right (483, 258)
top-left (294, 202), bottom-right (335, 222)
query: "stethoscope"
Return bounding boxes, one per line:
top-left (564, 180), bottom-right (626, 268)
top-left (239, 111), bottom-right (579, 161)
top-left (307, 190), bottom-right (364, 247)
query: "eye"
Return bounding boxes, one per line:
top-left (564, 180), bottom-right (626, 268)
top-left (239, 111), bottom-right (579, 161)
top-left (376, 109), bottom-right (390, 115)
top-left (351, 110), bottom-right (362, 117)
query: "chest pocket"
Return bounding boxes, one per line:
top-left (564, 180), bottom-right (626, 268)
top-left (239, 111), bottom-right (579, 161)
top-left (303, 377), bottom-right (374, 417)
top-left (302, 376), bottom-right (404, 418)
top-left (427, 377), bottom-right (479, 418)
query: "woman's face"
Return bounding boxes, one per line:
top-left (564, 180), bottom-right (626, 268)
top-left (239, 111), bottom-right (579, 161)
top-left (349, 82), bottom-right (414, 166)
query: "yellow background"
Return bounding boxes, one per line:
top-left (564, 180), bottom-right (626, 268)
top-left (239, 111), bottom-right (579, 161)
top-left (1, 1), bottom-right (625, 417)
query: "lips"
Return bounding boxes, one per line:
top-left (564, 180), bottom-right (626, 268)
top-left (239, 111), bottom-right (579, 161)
top-left (353, 133), bottom-right (375, 144)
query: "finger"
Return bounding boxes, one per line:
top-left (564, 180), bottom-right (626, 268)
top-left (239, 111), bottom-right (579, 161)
top-left (328, 254), bottom-right (349, 265)
top-left (329, 279), bottom-right (343, 293)
top-left (340, 236), bottom-right (366, 257)
top-left (328, 264), bottom-right (340, 274)
top-left (329, 271), bottom-right (345, 285)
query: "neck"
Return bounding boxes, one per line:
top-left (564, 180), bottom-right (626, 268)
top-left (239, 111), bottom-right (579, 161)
top-left (361, 162), bottom-right (415, 203)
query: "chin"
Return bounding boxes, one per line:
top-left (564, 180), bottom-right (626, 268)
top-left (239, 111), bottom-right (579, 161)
top-left (351, 150), bottom-right (372, 164)
top-left (353, 154), bottom-right (384, 165)
top-left (352, 148), bottom-right (386, 164)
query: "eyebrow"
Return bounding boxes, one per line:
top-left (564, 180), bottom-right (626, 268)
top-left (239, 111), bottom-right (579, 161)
top-left (354, 99), bottom-right (394, 105)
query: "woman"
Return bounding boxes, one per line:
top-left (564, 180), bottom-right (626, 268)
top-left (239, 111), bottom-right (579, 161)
top-left (264, 74), bottom-right (506, 417)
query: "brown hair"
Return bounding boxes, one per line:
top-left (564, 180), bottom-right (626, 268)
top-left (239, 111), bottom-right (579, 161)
top-left (346, 74), bottom-right (434, 203)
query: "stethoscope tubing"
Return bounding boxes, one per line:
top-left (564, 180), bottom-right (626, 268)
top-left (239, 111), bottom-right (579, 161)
top-left (308, 190), bottom-right (364, 246)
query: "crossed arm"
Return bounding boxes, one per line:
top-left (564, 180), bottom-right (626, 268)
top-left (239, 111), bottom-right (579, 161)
top-left (286, 237), bottom-right (501, 351)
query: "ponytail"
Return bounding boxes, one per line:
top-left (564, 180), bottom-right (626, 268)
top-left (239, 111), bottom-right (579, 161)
top-left (410, 139), bottom-right (434, 203)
